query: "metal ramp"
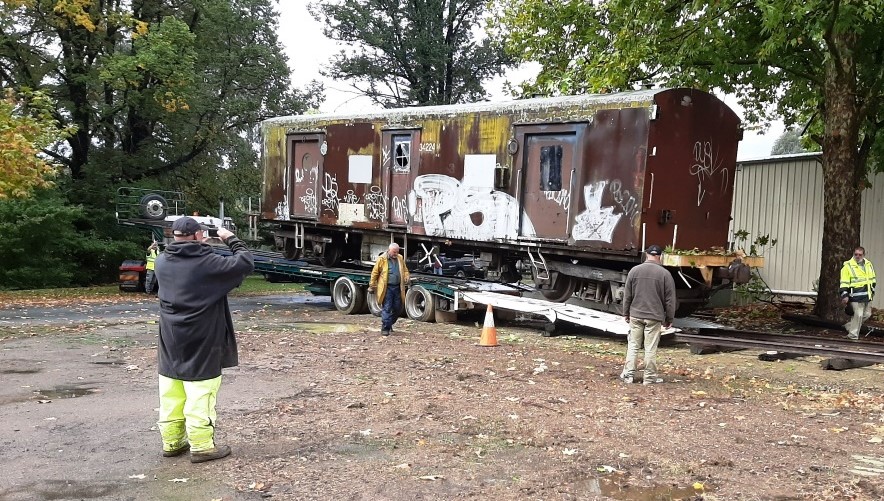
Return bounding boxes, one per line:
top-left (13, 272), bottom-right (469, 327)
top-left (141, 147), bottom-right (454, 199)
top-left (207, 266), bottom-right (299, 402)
top-left (455, 291), bottom-right (679, 336)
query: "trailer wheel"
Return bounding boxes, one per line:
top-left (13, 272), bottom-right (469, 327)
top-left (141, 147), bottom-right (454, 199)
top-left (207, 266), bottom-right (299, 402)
top-left (405, 285), bottom-right (436, 322)
top-left (367, 289), bottom-right (383, 317)
top-left (332, 277), bottom-right (366, 315)
top-left (139, 194), bottom-right (168, 220)
top-left (367, 289), bottom-right (404, 317)
top-left (540, 275), bottom-right (576, 302)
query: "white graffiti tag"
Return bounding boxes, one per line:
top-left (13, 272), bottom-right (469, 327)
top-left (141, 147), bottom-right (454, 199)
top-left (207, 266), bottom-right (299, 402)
top-left (391, 195), bottom-right (408, 221)
top-left (689, 140), bottom-right (728, 206)
top-left (572, 181), bottom-right (622, 242)
top-left (544, 189), bottom-right (570, 210)
top-left (300, 189), bottom-right (317, 215)
top-left (381, 145), bottom-right (391, 168)
top-left (342, 190), bottom-right (359, 204)
top-left (608, 179), bottom-right (638, 225)
top-left (411, 174), bottom-right (535, 240)
top-left (365, 185), bottom-right (387, 220)
top-left (321, 172), bottom-right (338, 213)
top-left (275, 200), bottom-right (289, 220)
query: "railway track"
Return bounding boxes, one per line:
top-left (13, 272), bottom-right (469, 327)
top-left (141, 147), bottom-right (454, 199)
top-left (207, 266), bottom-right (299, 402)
top-left (675, 327), bottom-right (884, 364)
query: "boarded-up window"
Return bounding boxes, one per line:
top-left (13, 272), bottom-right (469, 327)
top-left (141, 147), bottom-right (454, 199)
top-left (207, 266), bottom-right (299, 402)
top-left (540, 145), bottom-right (563, 191)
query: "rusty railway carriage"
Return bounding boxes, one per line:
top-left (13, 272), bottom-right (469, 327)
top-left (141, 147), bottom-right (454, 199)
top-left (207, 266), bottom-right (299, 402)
top-left (260, 88), bottom-right (743, 315)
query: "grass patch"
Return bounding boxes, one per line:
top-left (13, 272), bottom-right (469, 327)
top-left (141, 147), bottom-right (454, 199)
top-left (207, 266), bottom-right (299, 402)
top-left (231, 274), bottom-right (306, 295)
top-left (0, 274), bottom-right (305, 304)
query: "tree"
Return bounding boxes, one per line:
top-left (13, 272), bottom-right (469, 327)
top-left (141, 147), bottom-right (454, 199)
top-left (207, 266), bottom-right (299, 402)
top-left (0, 89), bottom-right (70, 200)
top-left (1, 0), bottom-right (323, 202)
top-left (0, 189), bottom-right (142, 289)
top-left (771, 129), bottom-right (810, 156)
top-left (310, 0), bottom-right (515, 107)
top-left (498, 0), bottom-right (884, 320)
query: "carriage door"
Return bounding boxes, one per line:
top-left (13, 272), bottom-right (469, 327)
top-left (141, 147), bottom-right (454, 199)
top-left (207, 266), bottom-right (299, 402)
top-left (287, 134), bottom-right (323, 219)
top-left (515, 125), bottom-right (579, 239)
top-left (381, 130), bottom-right (420, 227)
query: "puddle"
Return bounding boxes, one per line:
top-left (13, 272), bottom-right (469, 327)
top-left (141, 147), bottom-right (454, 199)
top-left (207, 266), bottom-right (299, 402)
top-left (32, 385), bottom-right (97, 399)
top-left (576, 477), bottom-right (711, 501)
top-left (2, 479), bottom-right (120, 500)
top-left (0, 368), bottom-right (41, 374)
top-left (290, 322), bottom-right (361, 334)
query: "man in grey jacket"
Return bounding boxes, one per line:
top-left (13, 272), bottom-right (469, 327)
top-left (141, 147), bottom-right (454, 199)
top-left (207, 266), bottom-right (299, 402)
top-left (620, 244), bottom-right (676, 385)
top-left (153, 217), bottom-right (254, 463)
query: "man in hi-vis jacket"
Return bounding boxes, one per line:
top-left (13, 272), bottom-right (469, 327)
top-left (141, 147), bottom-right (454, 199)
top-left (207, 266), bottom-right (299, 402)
top-left (840, 246), bottom-right (876, 340)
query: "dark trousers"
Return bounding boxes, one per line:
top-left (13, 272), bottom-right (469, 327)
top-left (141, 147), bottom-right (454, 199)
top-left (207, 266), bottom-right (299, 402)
top-left (145, 270), bottom-right (156, 294)
top-left (381, 286), bottom-right (402, 331)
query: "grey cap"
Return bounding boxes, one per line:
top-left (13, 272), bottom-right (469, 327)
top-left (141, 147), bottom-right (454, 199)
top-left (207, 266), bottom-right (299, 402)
top-left (645, 244), bottom-right (664, 256)
top-left (171, 216), bottom-right (203, 236)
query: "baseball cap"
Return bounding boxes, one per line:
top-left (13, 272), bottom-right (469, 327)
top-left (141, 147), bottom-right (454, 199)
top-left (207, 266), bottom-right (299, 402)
top-left (645, 244), bottom-right (663, 256)
top-left (171, 216), bottom-right (203, 236)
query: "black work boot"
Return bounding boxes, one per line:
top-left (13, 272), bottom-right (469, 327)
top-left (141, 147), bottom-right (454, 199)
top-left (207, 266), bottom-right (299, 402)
top-left (190, 444), bottom-right (231, 463)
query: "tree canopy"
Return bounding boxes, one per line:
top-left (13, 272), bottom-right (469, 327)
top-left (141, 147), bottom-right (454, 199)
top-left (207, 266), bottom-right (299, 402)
top-left (0, 89), bottom-right (70, 200)
top-left (1, 0), bottom-right (322, 203)
top-left (0, 0), bottom-right (323, 289)
top-left (310, 0), bottom-right (514, 107)
top-left (499, 0), bottom-right (884, 319)
top-left (771, 129), bottom-right (811, 156)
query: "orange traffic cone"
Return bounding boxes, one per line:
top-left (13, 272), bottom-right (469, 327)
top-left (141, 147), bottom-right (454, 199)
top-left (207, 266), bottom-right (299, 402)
top-left (478, 304), bottom-right (499, 347)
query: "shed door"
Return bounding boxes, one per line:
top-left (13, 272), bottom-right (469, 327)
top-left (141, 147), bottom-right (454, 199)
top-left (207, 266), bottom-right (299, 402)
top-left (518, 131), bottom-right (576, 239)
top-left (288, 135), bottom-right (323, 219)
top-left (381, 130), bottom-right (420, 226)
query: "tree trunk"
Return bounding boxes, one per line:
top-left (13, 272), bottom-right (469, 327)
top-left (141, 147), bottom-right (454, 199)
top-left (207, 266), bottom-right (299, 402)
top-left (813, 32), bottom-right (863, 321)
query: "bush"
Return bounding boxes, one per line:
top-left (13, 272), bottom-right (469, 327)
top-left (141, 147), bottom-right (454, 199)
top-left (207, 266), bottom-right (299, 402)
top-left (0, 190), bottom-right (142, 289)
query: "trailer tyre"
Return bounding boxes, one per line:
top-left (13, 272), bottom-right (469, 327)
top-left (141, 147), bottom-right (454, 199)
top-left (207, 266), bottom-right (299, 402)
top-left (367, 289), bottom-right (404, 317)
top-left (367, 290), bottom-right (383, 317)
top-left (332, 277), bottom-right (366, 315)
top-left (139, 194), bottom-right (168, 220)
top-left (405, 285), bottom-right (436, 323)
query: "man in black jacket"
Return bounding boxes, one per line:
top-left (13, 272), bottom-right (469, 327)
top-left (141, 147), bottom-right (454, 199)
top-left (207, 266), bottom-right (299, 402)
top-left (154, 216), bottom-right (254, 463)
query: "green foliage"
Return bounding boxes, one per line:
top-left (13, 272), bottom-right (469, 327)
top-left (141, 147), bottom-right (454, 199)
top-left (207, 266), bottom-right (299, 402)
top-left (733, 230), bottom-right (778, 257)
top-left (0, 190), bottom-right (142, 289)
top-left (310, 0), bottom-right (515, 107)
top-left (0, 0), bottom-right (325, 286)
top-left (771, 129), bottom-right (812, 156)
top-left (498, 0), bottom-right (883, 319)
top-left (731, 230), bottom-right (779, 303)
top-left (2, 0), bottom-right (323, 200)
top-left (0, 89), bottom-right (73, 199)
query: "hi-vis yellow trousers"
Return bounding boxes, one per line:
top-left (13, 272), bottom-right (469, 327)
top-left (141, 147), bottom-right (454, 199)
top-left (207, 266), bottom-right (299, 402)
top-left (157, 374), bottom-right (222, 452)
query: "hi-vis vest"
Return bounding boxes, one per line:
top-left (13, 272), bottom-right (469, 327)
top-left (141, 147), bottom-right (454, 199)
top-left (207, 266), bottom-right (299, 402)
top-left (839, 258), bottom-right (876, 302)
top-left (146, 248), bottom-right (158, 271)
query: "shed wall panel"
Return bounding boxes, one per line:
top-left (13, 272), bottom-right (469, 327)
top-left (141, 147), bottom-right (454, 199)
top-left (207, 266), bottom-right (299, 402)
top-left (730, 157), bottom-right (883, 308)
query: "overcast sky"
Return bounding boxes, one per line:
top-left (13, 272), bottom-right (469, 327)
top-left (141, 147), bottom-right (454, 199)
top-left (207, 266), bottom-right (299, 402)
top-left (276, 2), bottom-right (782, 160)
